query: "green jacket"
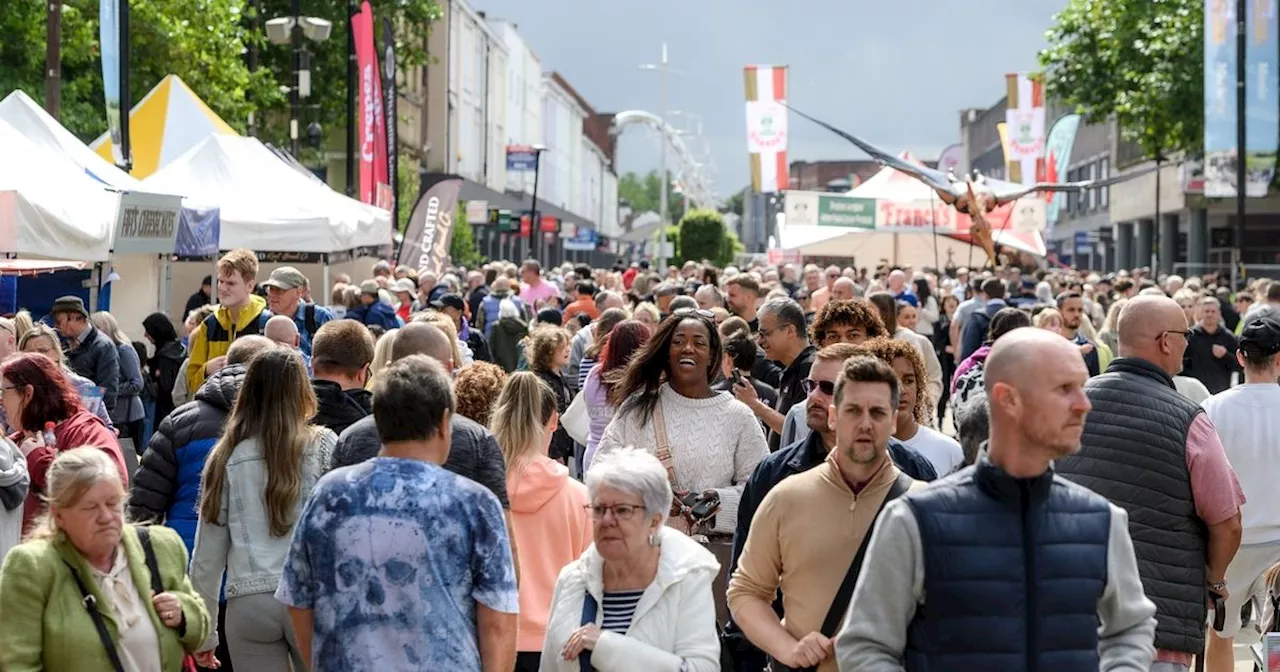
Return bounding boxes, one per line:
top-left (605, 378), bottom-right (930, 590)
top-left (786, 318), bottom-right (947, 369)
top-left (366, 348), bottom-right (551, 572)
top-left (0, 525), bottom-right (211, 671)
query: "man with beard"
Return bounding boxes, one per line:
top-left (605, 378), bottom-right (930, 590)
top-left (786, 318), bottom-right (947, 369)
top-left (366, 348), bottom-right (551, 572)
top-left (1058, 290), bottom-right (1104, 376)
top-left (722, 344), bottom-right (934, 671)
top-left (729, 356), bottom-right (922, 672)
top-left (837, 328), bottom-right (1157, 671)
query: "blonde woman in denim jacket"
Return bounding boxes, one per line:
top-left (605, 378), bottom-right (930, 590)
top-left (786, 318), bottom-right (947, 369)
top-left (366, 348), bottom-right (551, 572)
top-left (189, 349), bottom-right (336, 671)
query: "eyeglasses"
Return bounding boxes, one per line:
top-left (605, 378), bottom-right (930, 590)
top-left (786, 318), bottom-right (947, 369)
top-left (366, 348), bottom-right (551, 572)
top-left (585, 503), bottom-right (645, 520)
top-left (1158, 329), bottom-right (1192, 341)
top-left (801, 378), bottom-right (836, 396)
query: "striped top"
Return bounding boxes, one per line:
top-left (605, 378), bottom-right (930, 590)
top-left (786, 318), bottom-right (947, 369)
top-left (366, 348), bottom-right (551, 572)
top-left (600, 590), bottom-right (644, 633)
top-left (576, 358), bottom-right (597, 391)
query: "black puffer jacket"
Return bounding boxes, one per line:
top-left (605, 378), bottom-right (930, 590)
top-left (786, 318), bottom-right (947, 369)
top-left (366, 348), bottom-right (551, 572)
top-left (312, 380), bottom-right (373, 437)
top-left (127, 364), bottom-right (246, 552)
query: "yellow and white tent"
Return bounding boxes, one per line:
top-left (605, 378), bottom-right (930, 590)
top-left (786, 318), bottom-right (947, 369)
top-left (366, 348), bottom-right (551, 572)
top-left (91, 74), bottom-right (238, 179)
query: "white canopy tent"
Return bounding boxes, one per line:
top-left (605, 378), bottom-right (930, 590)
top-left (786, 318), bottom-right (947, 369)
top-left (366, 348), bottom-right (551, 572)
top-left (0, 121), bottom-right (116, 261)
top-left (0, 90), bottom-right (143, 191)
top-left (144, 134), bottom-right (391, 254)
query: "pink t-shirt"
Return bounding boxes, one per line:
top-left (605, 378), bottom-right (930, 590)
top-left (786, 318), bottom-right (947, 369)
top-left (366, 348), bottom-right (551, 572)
top-left (520, 280), bottom-right (558, 309)
top-left (1156, 412), bottom-right (1245, 665)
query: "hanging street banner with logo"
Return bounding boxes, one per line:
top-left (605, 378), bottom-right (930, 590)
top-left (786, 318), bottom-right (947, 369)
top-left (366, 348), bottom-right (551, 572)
top-left (1205, 0), bottom-right (1239, 196)
top-left (1042, 114), bottom-right (1081, 233)
top-left (1246, 0), bottom-right (1279, 196)
top-left (381, 16), bottom-right (399, 231)
top-left (1004, 73), bottom-right (1046, 185)
top-left (506, 145), bottom-right (540, 171)
top-left (744, 65), bottom-right (789, 192)
top-left (113, 191), bottom-right (182, 254)
top-left (353, 1), bottom-right (391, 208)
top-left (100, 0), bottom-right (125, 167)
top-left (399, 175), bottom-right (462, 274)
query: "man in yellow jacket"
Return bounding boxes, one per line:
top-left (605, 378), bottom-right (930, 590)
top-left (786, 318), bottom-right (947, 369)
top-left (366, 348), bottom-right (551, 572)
top-left (186, 248), bottom-right (272, 395)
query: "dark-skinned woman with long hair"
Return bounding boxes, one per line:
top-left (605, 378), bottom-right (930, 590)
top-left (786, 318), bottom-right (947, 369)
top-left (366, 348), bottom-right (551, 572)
top-left (592, 309), bottom-right (767, 626)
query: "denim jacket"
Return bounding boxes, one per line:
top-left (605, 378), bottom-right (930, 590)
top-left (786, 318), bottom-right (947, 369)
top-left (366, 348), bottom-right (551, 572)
top-left (189, 428), bottom-right (336, 650)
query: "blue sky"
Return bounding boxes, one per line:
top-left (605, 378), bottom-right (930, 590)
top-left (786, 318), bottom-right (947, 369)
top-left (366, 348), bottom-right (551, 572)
top-left (475, 0), bottom-right (1069, 198)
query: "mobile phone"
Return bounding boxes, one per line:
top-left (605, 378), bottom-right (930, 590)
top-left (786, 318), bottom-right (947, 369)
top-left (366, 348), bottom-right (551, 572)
top-left (731, 370), bottom-right (743, 386)
top-left (1211, 591), bottom-right (1227, 632)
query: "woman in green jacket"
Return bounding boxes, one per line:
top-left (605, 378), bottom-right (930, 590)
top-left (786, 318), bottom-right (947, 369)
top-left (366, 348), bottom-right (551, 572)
top-left (0, 447), bottom-right (211, 671)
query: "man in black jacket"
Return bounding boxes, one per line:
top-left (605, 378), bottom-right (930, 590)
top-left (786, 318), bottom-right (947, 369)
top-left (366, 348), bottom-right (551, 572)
top-left (52, 295), bottom-right (120, 413)
top-left (1184, 295), bottom-right (1240, 394)
top-left (310, 320), bottom-right (375, 436)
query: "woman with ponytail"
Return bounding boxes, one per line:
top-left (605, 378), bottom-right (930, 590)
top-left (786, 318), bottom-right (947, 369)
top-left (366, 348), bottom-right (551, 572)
top-left (490, 372), bottom-right (592, 672)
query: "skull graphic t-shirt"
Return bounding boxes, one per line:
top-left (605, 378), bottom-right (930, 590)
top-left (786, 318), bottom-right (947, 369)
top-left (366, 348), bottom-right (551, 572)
top-left (275, 457), bottom-right (519, 671)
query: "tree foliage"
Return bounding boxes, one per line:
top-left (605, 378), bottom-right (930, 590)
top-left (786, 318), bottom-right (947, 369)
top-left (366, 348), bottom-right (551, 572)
top-left (0, 0), bottom-right (440, 159)
top-left (449, 202), bottom-right (484, 269)
top-left (618, 170), bottom-right (687, 220)
top-left (677, 209), bottom-right (736, 268)
top-left (1038, 0), bottom-right (1203, 158)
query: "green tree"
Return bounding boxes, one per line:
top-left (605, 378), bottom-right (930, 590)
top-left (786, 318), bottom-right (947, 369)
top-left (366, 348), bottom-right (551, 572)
top-left (677, 209), bottom-right (736, 267)
top-left (618, 169), bottom-right (687, 220)
top-left (721, 187), bottom-right (747, 216)
top-left (1038, 0), bottom-right (1203, 158)
top-left (449, 202), bottom-right (484, 268)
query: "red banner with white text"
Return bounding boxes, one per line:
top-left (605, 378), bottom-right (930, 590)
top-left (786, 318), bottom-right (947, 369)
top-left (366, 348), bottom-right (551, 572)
top-left (353, 2), bottom-right (391, 209)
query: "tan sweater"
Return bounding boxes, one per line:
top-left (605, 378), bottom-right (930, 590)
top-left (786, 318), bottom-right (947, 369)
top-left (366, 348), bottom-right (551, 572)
top-left (727, 455), bottom-right (918, 672)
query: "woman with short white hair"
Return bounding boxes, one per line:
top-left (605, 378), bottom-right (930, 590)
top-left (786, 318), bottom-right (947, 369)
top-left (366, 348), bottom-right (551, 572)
top-left (540, 448), bottom-right (720, 672)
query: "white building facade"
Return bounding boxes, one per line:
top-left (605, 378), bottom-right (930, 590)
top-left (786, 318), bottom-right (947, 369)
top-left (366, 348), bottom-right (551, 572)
top-left (448, 0), bottom-right (507, 190)
top-left (487, 18), bottom-right (544, 196)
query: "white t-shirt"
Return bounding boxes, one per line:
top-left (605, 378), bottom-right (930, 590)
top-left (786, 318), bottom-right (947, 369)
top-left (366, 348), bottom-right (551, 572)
top-left (901, 424), bottom-right (965, 476)
top-left (1202, 383), bottom-right (1280, 545)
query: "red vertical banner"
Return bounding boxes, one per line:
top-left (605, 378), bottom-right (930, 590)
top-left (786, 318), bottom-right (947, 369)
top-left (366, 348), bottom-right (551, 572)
top-left (353, 1), bottom-right (390, 208)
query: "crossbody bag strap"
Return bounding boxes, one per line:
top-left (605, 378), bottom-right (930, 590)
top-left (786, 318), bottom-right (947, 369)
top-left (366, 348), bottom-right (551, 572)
top-left (62, 559), bottom-right (127, 672)
top-left (579, 592), bottom-right (599, 672)
top-left (651, 399), bottom-right (678, 487)
top-left (816, 472), bottom-right (914, 639)
top-left (135, 526), bottom-right (165, 595)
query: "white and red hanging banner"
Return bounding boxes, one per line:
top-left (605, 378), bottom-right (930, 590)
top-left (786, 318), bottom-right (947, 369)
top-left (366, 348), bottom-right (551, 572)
top-left (744, 65), bottom-right (789, 193)
top-left (353, 1), bottom-right (391, 209)
top-left (1004, 73), bottom-right (1046, 186)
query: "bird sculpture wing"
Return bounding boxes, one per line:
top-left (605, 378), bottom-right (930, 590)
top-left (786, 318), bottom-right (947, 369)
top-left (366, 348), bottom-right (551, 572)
top-left (983, 162), bottom-right (1161, 204)
top-left (784, 103), bottom-right (958, 198)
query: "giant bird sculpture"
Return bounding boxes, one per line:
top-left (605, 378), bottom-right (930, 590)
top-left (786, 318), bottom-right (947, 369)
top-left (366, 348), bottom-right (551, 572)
top-left (786, 104), bottom-right (1156, 265)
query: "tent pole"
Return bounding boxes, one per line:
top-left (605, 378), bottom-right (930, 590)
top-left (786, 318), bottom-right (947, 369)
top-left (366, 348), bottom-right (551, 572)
top-left (322, 256), bottom-right (331, 309)
top-left (89, 262), bottom-right (102, 312)
top-left (160, 254), bottom-right (172, 317)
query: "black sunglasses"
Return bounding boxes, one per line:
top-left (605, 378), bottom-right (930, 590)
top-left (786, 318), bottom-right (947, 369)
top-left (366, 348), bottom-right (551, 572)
top-left (800, 378), bottom-right (836, 396)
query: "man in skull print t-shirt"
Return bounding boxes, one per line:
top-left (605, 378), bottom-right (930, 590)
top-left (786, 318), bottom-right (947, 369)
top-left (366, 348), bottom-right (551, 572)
top-left (276, 457), bottom-right (519, 671)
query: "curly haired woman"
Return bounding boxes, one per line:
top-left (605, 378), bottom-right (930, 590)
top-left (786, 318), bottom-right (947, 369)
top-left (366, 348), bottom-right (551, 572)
top-left (857, 337), bottom-right (964, 476)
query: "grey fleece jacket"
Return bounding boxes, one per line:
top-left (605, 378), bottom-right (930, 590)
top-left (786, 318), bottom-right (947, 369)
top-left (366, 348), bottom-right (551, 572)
top-left (835, 496), bottom-right (1157, 672)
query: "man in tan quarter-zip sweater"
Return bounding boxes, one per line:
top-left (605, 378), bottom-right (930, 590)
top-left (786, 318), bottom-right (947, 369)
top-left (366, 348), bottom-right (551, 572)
top-left (728, 356), bottom-right (923, 672)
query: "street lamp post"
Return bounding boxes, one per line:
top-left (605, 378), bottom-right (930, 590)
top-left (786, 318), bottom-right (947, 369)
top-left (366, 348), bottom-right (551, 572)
top-left (528, 145), bottom-right (547, 263)
top-left (640, 43), bottom-right (674, 273)
top-left (1233, 0), bottom-right (1247, 289)
top-left (266, 14), bottom-right (332, 157)
top-left (291, 0), bottom-right (302, 156)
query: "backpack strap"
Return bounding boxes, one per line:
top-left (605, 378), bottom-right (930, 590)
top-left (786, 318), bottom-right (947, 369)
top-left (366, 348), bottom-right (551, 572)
top-left (62, 559), bottom-right (127, 672)
top-left (304, 303), bottom-right (318, 338)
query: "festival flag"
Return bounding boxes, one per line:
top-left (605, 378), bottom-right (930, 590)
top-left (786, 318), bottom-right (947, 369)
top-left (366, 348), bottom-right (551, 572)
top-left (744, 65), bottom-right (789, 192)
top-left (1042, 114), bottom-right (1081, 232)
top-left (399, 175), bottom-right (463, 274)
top-left (353, 1), bottom-right (390, 208)
top-left (1004, 73), bottom-right (1046, 186)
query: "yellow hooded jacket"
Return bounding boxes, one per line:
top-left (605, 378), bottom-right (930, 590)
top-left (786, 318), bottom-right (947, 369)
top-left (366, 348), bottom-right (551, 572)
top-left (185, 294), bottom-right (271, 394)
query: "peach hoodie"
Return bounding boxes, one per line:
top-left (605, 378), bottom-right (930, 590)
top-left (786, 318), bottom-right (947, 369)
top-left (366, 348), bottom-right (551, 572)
top-left (508, 456), bottom-right (593, 653)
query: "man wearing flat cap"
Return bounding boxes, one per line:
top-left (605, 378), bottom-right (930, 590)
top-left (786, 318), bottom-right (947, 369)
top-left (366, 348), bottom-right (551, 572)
top-left (51, 295), bottom-right (120, 413)
top-left (1199, 317), bottom-right (1280, 671)
top-left (262, 266), bottom-right (333, 357)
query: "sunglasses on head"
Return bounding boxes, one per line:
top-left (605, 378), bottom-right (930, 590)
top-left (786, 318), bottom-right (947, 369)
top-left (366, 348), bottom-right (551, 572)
top-left (672, 308), bottom-right (716, 320)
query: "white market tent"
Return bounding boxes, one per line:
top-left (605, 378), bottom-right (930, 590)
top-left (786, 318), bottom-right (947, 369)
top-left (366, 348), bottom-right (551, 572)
top-left (0, 120), bottom-right (116, 260)
top-left (145, 134), bottom-right (391, 254)
top-left (0, 90), bottom-right (144, 192)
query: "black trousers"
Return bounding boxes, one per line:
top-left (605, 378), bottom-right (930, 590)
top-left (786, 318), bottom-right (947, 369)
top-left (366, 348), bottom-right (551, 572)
top-left (514, 651), bottom-right (541, 672)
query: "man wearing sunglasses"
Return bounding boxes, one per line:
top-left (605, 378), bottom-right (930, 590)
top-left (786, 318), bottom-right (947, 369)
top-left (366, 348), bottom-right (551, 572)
top-left (1057, 295), bottom-right (1244, 671)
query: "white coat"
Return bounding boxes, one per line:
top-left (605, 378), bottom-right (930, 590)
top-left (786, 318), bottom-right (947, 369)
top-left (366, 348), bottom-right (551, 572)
top-left (540, 527), bottom-right (721, 672)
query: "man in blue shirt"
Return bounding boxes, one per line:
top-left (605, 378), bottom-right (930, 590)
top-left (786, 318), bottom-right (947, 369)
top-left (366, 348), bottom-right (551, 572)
top-left (263, 266), bottom-right (334, 356)
top-left (276, 354), bottom-right (519, 671)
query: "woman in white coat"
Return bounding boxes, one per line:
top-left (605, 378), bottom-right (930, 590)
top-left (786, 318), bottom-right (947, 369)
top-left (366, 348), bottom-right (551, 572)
top-left (541, 448), bottom-right (721, 672)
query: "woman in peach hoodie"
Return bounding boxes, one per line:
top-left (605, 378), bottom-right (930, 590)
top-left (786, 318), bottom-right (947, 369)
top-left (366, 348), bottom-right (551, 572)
top-left (491, 372), bottom-right (594, 672)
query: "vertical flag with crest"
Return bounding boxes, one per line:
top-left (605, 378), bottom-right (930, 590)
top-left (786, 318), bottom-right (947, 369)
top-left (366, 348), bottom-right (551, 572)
top-left (744, 65), bottom-right (789, 192)
top-left (1004, 73), bottom-right (1046, 186)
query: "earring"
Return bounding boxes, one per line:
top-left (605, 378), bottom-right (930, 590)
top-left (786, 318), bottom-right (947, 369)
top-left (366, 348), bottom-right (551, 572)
top-left (647, 532), bottom-right (659, 546)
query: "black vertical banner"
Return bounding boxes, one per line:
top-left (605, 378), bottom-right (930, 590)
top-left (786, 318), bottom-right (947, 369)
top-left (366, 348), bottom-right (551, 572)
top-left (381, 17), bottom-right (398, 245)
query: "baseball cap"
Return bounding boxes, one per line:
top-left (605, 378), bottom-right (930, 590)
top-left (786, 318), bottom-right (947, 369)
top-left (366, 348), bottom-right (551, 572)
top-left (263, 266), bottom-right (308, 290)
top-left (1239, 317), bottom-right (1280, 359)
top-left (431, 293), bottom-right (466, 311)
top-left (359, 279), bottom-right (380, 295)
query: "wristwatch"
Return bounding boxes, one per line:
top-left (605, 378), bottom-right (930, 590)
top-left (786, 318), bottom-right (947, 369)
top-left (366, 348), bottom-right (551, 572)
top-left (1208, 580), bottom-right (1228, 594)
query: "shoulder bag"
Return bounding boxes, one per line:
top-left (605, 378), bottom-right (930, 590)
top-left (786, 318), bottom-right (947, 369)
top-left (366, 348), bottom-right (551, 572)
top-left (562, 391), bottom-right (591, 446)
top-left (578, 591), bottom-right (599, 672)
top-left (137, 527), bottom-right (199, 672)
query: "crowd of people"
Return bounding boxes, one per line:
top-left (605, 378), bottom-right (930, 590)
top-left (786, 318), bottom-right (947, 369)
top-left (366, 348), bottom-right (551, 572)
top-left (0, 247), bottom-right (1275, 672)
